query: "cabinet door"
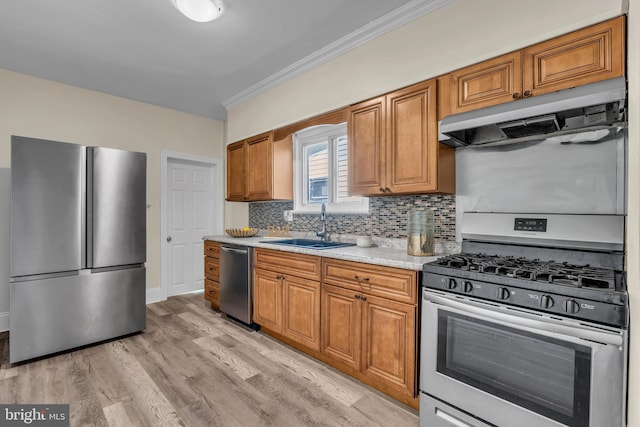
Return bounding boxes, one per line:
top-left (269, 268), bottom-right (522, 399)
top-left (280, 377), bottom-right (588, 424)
top-left (253, 268), bottom-right (283, 333)
top-left (348, 96), bottom-right (386, 196)
top-left (361, 294), bottom-right (416, 397)
top-left (282, 276), bottom-right (321, 351)
top-left (386, 79), bottom-right (438, 194)
top-left (523, 16), bottom-right (625, 97)
top-left (226, 141), bottom-right (246, 201)
top-left (245, 132), bottom-right (273, 201)
top-left (450, 51), bottom-right (523, 114)
top-left (321, 284), bottom-right (361, 371)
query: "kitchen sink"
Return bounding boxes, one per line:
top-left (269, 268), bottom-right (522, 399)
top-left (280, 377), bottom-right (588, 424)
top-left (263, 238), bottom-right (355, 250)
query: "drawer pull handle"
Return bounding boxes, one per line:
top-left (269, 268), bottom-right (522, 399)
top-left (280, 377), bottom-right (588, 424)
top-left (354, 275), bottom-right (370, 281)
top-left (276, 275), bottom-right (285, 280)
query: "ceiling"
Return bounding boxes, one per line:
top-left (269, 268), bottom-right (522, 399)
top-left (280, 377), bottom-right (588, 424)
top-left (0, 0), bottom-right (424, 119)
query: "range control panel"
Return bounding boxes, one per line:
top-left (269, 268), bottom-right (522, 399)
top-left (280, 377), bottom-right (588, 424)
top-left (423, 272), bottom-right (627, 327)
top-left (514, 218), bottom-right (547, 232)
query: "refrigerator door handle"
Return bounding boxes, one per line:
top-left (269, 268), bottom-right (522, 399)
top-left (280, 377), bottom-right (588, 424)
top-left (81, 147), bottom-right (87, 269)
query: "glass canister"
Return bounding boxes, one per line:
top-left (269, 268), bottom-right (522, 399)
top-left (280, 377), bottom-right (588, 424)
top-left (407, 208), bottom-right (435, 256)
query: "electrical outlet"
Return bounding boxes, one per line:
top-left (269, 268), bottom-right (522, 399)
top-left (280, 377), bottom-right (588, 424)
top-left (284, 210), bottom-right (293, 222)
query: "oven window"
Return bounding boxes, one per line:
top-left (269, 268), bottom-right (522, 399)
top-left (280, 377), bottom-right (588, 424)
top-left (437, 311), bottom-right (591, 427)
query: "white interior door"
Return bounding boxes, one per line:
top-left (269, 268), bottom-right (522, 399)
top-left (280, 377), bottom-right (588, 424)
top-left (167, 159), bottom-right (213, 296)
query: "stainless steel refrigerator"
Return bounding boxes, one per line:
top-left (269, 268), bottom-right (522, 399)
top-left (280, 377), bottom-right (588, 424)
top-left (10, 136), bottom-right (147, 363)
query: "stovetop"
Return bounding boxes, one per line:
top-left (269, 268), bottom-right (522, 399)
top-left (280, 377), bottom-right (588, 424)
top-left (424, 252), bottom-right (627, 327)
top-left (434, 253), bottom-right (618, 290)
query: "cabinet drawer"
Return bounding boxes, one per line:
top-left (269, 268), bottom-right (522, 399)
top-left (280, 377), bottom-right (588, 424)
top-left (322, 259), bottom-right (417, 305)
top-left (205, 258), bottom-right (220, 281)
top-left (204, 241), bottom-right (220, 258)
top-left (254, 248), bottom-right (321, 281)
top-left (204, 279), bottom-right (220, 305)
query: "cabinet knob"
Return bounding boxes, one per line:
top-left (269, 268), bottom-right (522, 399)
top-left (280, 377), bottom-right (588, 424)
top-left (512, 93), bottom-right (520, 99)
top-left (166, 236), bottom-right (172, 242)
top-left (379, 187), bottom-right (385, 193)
top-left (355, 294), bottom-right (361, 300)
top-left (523, 90), bottom-right (532, 97)
top-left (361, 296), bottom-right (367, 302)
top-left (384, 187), bottom-right (391, 193)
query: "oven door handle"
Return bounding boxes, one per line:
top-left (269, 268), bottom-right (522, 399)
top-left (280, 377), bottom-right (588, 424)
top-left (424, 291), bottom-right (624, 346)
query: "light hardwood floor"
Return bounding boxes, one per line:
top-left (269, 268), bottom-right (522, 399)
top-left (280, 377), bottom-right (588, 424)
top-left (0, 293), bottom-right (418, 426)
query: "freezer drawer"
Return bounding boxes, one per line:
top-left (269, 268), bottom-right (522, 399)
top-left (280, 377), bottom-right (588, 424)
top-left (11, 136), bottom-right (84, 276)
top-left (88, 147), bottom-right (146, 268)
top-left (10, 267), bottom-right (146, 363)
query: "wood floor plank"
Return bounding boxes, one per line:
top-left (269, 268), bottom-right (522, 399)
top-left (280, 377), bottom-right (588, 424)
top-left (193, 336), bottom-right (261, 380)
top-left (0, 292), bottom-right (418, 426)
top-left (262, 348), bottom-right (364, 406)
top-left (102, 402), bottom-right (134, 427)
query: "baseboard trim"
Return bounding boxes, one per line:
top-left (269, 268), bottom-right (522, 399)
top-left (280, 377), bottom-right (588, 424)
top-left (146, 287), bottom-right (166, 305)
top-left (0, 311), bottom-right (9, 332)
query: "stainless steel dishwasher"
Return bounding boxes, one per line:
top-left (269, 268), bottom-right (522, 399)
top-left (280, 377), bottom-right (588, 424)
top-left (219, 243), bottom-right (255, 326)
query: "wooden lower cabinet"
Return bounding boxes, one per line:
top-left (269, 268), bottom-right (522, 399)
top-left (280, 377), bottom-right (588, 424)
top-left (321, 284), bottom-right (361, 371)
top-left (361, 294), bottom-right (416, 398)
top-left (253, 249), bottom-right (321, 351)
top-left (321, 283), bottom-right (417, 405)
top-left (204, 241), bottom-right (220, 310)
top-left (282, 275), bottom-right (321, 351)
top-left (253, 249), bottom-right (418, 409)
top-left (253, 267), bottom-right (283, 333)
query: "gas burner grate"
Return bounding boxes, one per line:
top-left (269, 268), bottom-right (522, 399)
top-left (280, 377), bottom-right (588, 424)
top-left (434, 253), bottom-right (616, 289)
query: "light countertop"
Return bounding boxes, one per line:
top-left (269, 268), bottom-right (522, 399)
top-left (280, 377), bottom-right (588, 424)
top-left (203, 235), bottom-right (459, 271)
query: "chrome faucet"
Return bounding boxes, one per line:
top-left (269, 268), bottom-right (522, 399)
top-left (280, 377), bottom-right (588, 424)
top-left (316, 202), bottom-right (328, 241)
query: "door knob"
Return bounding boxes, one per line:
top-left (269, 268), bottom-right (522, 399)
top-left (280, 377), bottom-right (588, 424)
top-left (166, 236), bottom-right (172, 242)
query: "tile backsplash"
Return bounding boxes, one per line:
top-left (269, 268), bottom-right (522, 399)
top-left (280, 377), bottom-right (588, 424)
top-left (249, 194), bottom-right (456, 241)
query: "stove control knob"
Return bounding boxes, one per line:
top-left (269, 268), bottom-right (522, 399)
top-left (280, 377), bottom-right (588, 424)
top-left (564, 299), bottom-right (580, 314)
top-left (447, 278), bottom-right (457, 290)
top-left (540, 294), bottom-right (554, 309)
top-left (497, 287), bottom-right (510, 300)
top-left (463, 281), bottom-right (473, 293)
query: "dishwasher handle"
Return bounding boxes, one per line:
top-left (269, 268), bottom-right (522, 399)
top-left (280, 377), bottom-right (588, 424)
top-left (221, 246), bottom-right (248, 255)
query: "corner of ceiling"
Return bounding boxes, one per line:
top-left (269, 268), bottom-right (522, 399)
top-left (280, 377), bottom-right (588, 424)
top-left (222, 0), bottom-right (453, 111)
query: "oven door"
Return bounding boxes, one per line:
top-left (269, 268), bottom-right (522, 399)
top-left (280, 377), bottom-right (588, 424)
top-left (420, 289), bottom-right (626, 427)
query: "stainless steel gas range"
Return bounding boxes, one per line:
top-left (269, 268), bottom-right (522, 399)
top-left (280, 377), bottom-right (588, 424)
top-left (420, 213), bottom-right (628, 427)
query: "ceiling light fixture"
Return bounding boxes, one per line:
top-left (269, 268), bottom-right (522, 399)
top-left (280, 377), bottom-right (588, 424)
top-left (171, 0), bottom-right (223, 23)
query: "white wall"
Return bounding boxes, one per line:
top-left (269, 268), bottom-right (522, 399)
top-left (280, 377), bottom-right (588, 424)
top-left (0, 69), bottom-right (225, 322)
top-left (225, 0), bottom-right (640, 423)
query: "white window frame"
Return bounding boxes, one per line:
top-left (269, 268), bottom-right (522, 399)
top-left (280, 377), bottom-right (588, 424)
top-left (293, 123), bottom-right (369, 214)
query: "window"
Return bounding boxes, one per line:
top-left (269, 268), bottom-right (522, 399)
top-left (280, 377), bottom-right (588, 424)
top-left (293, 123), bottom-right (368, 213)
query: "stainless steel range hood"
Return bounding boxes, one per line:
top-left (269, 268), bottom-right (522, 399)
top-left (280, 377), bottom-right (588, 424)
top-left (439, 77), bottom-right (626, 147)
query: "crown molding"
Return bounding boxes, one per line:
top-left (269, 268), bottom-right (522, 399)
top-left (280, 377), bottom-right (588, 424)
top-left (223, 0), bottom-right (452, 110)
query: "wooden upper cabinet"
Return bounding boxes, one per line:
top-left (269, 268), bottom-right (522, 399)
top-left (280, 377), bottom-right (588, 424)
top-left (449, 16), bottom-right (625, 115)
top-left (245, 132), bottom-right (273, 200)
top-left (226, 131), bottom-right (293, 202)
top-left (348, 79), bottom-right (454, 197)
top-left (226, 141), bottom-right (246, 201)
top-left (386, 80), bottom-right (439, 194)
top-left (523, 16), bottom-right (625, 97)
top-left (348, 96), bottom-right (386, 195)
top-left (450, 51), bottom-right (523, 114)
